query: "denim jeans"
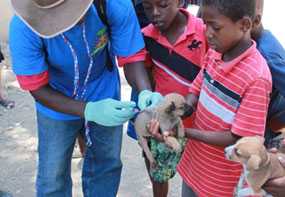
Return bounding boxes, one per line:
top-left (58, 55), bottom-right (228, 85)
top-left (181, 181), bottom-right (197, 197)
top-left (36, 111), bottom-right (123, 197)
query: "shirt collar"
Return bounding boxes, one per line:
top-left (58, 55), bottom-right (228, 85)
top-left (211, 41), bottom-right (257, 74)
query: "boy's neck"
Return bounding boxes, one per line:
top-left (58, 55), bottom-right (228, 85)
top-left (222, 36), bottom-right (253, 62)
top-left (161, 10), bottom-right (187, 45)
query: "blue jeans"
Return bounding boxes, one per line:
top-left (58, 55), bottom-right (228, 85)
top-left (36, 111), bottom-right (123, 197)
top-left (181, 181), bottom-right (197, 197)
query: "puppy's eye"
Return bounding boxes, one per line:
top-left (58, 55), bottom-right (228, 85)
top-left (234, 148), bottom-right (242, 156)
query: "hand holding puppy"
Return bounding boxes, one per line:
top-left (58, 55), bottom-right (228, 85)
top-left (148, 119), bottom-right (183, 151)
top-left (263, 150), bottom-right (285, 197)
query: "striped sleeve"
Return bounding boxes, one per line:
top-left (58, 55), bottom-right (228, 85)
top-left (231, 78), bottom-right (271, 137)
top-left (189, 69), bottom-right (204, 95)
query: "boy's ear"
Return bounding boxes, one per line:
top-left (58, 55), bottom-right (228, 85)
top-left (253, 14), bottom-right (262, 29)
top-left (239, 16), bottom-right (252, 33)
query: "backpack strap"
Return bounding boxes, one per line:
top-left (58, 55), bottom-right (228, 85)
top-left (94, 0), bottom-right (110, 32)
top-left (93, 0), bottom-right (113, 71)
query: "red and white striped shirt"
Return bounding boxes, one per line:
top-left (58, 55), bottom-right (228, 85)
top-left (177, 42), bottom-right (272, 197)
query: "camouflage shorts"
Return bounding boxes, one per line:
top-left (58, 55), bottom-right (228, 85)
top-left (149, 137), bottom-right (186, 183)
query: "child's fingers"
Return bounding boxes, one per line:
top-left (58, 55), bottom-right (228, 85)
top-left (278, 156), bottom-right (285, 167)
top-left (148, 119), bottom-right (159, 134)
top-left (148, 120), bottom-right (164, 141)
top-left (269, 148), bottom-right (278, 153)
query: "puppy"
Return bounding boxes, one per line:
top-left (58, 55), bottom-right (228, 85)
top-left (225, 136), bottom-right (285, 197)
top-left (134, 93), bottom-right (191, 168)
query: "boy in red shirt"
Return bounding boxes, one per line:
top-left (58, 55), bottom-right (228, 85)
top-left (174, 0), bottom-right (272, 196)
top-left (119, 0), bottom-right (207, 196)
top-left (149, 0), bottom-right (272, 196)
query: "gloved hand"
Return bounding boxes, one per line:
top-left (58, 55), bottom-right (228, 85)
top-left (138, 90), bottom-right (163, 110)
top-left (84, 98), bottom-right (136, 126)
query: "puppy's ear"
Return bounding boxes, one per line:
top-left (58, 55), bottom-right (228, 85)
top-left (165, 102), bottom-right (176, 114)
top-left (247, 154), bottom-right (261, 170)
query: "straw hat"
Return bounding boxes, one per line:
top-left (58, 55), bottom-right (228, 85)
top-left (11, 0), bottom-right (94, 38)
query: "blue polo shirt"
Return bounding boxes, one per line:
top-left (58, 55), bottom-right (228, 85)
top-left (9, 0), bottom-right (144, 120)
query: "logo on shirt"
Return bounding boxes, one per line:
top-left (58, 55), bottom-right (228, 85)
top-left (188, 39), bottom-right (202, 51)
top-left (91, 27), bottom-right (108, 57)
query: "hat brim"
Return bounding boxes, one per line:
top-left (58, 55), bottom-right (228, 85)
top-left (11, 0), bottom-right (94, 38)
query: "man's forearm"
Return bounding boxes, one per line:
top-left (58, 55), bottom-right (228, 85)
top-left (124, 61), bottom-right (152, 92)
top-left (30, 85), bottom-right (86, 117)
top-left (185, 128), bottom-right (240, 147)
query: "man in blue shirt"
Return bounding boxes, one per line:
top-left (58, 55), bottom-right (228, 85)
top-left (251, 0), bottom-right (285, 196)
top-left (9, 0), bottom-right (162, 196)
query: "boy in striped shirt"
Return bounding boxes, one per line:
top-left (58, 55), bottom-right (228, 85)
top-left (174, 0), bottom-right (272, 196)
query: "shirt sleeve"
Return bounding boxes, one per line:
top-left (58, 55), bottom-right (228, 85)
top-left (107, 0), bottom-right (145, 57)
top-left (9, 16), bottom-right (48, 76)
top-left (16, 71), bottom-right (49, 91)
top-left (9, 16), bottom-right (49, 91)
top-left (231, 78), bottom-right (271, 137)
top-left (117, 48), bottom-right (152, 68)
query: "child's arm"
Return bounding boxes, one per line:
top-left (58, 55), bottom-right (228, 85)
top-left (185, 128), bottom-right (241, 147)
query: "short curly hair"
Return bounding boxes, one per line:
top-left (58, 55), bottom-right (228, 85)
top-left (201, 0), bottom-right (256, 22)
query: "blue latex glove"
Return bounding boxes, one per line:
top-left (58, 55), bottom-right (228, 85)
top-left (138, 90), bottom-right (163, 110)
top-left (84, 98), bottom-right (136, 126)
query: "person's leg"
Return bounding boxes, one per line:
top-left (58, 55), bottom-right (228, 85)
top-left (77, 132), bottom-right (86, 156)
top-left (144, 157), bottom-right (169, 197)
top-left (181, 181), bottom-right (197, 197)
top-left (36, 111), bottom-right (84, 197)
top-left (82, 122), bottom-right (123, 197)
top-left (0, 58), bottom-right (14, 109)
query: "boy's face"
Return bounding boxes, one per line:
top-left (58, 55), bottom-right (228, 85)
top-left (142, 0), bottom-right (180, 32)
top-left (251, 0), bottom-right (263, 39)
top-left (201, 6), bottom-right (248, 54)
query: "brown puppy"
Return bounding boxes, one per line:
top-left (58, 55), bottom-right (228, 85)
top-left (225, 136), bottom-right (285, 196)
top-left (134, 93), bottom-right (191, 168)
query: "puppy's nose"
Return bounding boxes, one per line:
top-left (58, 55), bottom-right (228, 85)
top-left (182, 104), bottom-right (194, 119)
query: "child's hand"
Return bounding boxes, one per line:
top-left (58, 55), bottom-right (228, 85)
top-left (263, 155), bottom-right (285, 197)
top-left (147, 119), bottom-right (175, 142)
